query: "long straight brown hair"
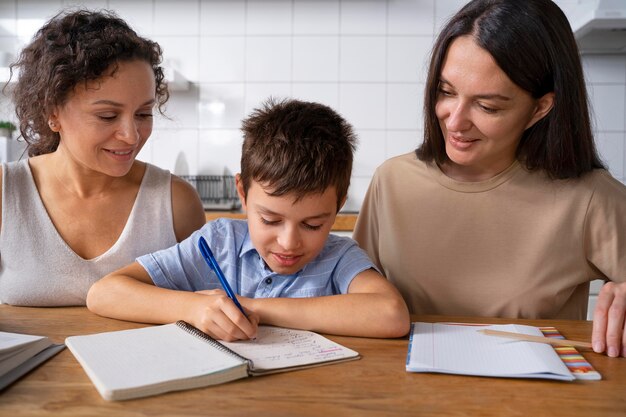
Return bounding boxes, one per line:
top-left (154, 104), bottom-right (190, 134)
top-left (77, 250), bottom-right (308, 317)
top-left (417, 0), bottom-right (605, 179)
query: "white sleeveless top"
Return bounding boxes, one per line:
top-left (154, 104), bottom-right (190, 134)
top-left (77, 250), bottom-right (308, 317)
top-left (0, 160), bottom-right (178, 306)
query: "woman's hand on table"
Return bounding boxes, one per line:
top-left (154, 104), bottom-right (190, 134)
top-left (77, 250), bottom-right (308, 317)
top-left (592, 281), bottom-right (626, 357)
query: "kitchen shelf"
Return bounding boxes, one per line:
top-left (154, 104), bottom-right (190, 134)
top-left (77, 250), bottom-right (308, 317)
top-left (181, 175), bottom-right (240, 210)
top-left (163, 66), bottom-right (189, 91)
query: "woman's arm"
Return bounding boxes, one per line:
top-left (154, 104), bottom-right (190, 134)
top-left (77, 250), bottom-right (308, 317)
top-left (240, 269), bottom-right (410, 338)
top-left (171, 175), bottom-right (206, 242)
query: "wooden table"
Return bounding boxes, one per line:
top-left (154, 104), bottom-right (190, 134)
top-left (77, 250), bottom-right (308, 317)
top-left (0, 306), bottom-right (624, 417)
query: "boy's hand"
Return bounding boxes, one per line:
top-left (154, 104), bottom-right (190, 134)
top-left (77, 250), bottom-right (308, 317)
top-left (191, 289), bottom-right (259, 342)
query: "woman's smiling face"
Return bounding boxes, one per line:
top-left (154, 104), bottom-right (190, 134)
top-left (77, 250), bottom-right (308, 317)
top-left (50, 59), bottom-right (156, 177)
top-left (435, 36), bottom-right (553, 182)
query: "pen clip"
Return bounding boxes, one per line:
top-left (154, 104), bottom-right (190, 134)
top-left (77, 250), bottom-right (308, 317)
top-left (198, 236), bottom-right (212, 263)
top-left (198, 237), bottom-right (221, 277)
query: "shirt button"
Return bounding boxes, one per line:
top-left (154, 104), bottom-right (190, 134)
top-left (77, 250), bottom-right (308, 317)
top-left (265, 278), bottom-right (272, 285)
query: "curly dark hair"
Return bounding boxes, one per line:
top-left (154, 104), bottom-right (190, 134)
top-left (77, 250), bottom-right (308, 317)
top-left (240, 98), bottom-right (357, 212)
top-left (9, 9), bottom-right (168, 157)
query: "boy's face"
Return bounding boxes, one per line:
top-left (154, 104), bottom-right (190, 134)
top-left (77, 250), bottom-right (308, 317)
top-left (236, 177), bottom-right (342, 275)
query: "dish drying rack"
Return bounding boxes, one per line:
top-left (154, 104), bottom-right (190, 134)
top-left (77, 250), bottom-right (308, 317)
top-left (180, 175), bottom-right (241, 211)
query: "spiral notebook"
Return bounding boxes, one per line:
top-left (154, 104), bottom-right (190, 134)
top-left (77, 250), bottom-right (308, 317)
top-left (406, 322), bottom-right (600, 381)
top-left (65, 321), bottom-right (359, 401)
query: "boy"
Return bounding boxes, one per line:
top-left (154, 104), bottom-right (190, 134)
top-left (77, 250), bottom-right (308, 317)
top-left (87, 98), bottom-right (410, 341)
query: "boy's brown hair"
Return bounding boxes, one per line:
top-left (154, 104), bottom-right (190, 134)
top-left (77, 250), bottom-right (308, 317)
top-left (240, 98), bottom-right (357, 212)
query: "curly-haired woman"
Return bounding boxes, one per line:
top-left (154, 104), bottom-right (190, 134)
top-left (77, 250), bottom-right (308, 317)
top-left (0, 9), bottom-right (205, 306)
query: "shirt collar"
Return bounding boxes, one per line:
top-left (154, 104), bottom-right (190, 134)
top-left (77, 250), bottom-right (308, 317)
top-left (240, 232), bottom-right (257, 258)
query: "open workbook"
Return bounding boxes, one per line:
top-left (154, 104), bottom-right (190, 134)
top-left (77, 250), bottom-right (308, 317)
top-left (0, 331), bottom-right (65, 391)
top-left (406, 322), bottom-right (601, 381)
top-left (66, 321), bottom-right (360, 401)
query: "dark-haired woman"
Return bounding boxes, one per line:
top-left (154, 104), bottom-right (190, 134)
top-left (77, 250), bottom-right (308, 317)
top-left (0, 10), bottom-right (205, 306)
top-left (354, 0), bottom-right (626, 357)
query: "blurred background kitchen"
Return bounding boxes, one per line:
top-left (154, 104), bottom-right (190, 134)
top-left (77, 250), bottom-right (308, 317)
top-left (0, 0), bottom-right (624, 211)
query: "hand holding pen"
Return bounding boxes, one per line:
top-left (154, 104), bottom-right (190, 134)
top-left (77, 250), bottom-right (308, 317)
top-left (198, 236), bottom-right (247, 316)
top-left (197, 236), bottom-right (257, 341)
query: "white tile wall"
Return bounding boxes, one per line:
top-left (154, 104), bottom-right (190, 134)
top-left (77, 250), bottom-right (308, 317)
top-left (388, 0), bottom-right (434, 36)
top-left (154, 0), bottom-right (199, 36)
top-left (387, 36), bottom-right (432, 83)
top-left (16, 0), bottom-right (62, 43)
top-left (109, 0), bottom-right (154, 36)
top-left (244, 83), bottom-right (291, 114)
top-left (0, 0), bottom-right (625, 207)
top-left (293, 0), bottom-right (339, 35)
top-left (199, 37), bottom-right (246, 83)
top-left (245, 36), bottom-right (292, 81)
top-left (0, 1), bottom-right (16, 32)
top-left (200, 1), bottom-right (245, 36)
top-left (353, 130), bottom-right (386, 177)
top-left (248, 1), bottom-right (293, 35)
top-left (340, 36), bottom-right (386, 82)
top-left (340, 0), bottom-right (386, 35)
top-left (198, 83), bottom-right (245, 129)
top-left (293, 37), bottom-right (339, 82)
top-left (292, 83), bottom-right (339, 108)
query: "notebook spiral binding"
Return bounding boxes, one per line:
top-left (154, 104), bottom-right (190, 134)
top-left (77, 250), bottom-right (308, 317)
top-left (175, 321), bottom-right (254, 369)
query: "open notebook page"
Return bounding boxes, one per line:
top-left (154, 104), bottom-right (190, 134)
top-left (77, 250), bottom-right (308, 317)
top-left (221, 326), bottom-right (359, 372)
top-left (407, 322), bottom-right (574, 381)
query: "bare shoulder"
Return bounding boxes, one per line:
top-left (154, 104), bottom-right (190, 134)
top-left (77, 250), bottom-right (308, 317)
top-left (171, 174), bottom-right (206, 241)
top-left (171, 174), bottom-right (201, 202)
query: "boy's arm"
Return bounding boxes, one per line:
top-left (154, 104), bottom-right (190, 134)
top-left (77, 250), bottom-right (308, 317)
top-left (86, 262), bottom-right (259, 341)
top-left (240, 269), bottom-right (410, 338)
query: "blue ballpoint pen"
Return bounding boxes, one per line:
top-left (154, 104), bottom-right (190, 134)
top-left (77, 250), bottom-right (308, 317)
top-left (198, 236), bottom-right (248, 318)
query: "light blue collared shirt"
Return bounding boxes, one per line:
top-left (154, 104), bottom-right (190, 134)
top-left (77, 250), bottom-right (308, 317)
top-left (137, 218), bottom-right (376, 298)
